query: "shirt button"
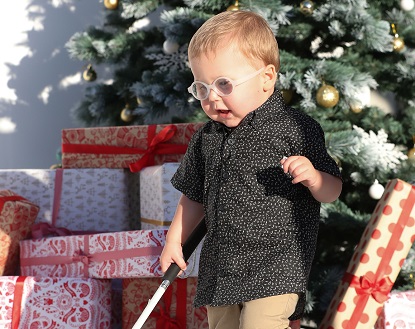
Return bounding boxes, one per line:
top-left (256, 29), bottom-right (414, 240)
top-left (227, 138), bottom-right (235, 145)
top-left (222, 171), bottom-right (228, 180)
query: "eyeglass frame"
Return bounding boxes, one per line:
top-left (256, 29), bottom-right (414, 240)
top-left (187, 67), bottom-right (265, 101)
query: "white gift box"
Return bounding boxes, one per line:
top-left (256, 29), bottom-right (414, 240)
top-left (140, 163), bottom-right (181, 229)
top-left (0, 168), bottom-right (140, 232)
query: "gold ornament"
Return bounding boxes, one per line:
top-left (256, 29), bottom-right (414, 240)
top-left (300, 0), bottom-right (315, 15)
top-left (281, 89), bottom-right (293, 104)
top-left (104, 0), bottom-right (119, 10)
top-left (82, 65), bottom-right (97, 82)
top-left (350, 104), bottom-right (363, 113)
top-left (391, 23), bottom-right (405, 53)
top-left (227, 0), bottom-right (240, 11)
top-left (316, 84), bottom-right (339, 108)
top-left (121, 106), bottom-right (134, 122)
top-left (393, 36), bottom-right (405, 52)
top-left (408, 136), bottom-right (415, 160)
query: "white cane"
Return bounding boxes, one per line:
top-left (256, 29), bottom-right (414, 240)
top-left (132, 218), bottom-right (207, 329)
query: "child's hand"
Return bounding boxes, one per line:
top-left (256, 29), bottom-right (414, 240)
top-left (280, 155), bottom-right (319, 188)
top-left (160, 241), bottom-right (187, 276)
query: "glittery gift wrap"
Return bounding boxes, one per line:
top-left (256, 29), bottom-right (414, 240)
top-left (0, 190), bottom-right (39, 275)
top-left (320, 179), bottom-right (415, 329)
top-left (140, 163), bottom-right (181, 229)
top-left (374, 290), bottom-right (415, 329)
top-left (0, 168), bottom-right (139, 233)
top-left (20, 229), bottom-right (199, 278)
top-left (61, 123), bottom-right (203, 171)
top-left (0, 276), bottom-right (111, 329)
top-left (122, 277), bottom-right (208, 329)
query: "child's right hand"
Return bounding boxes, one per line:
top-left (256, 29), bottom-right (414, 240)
top-left (160, 241), bottom-right (187, 276)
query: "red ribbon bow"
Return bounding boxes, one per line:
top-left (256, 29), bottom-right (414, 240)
top-left (129, 124), bottom-right (186, 172)
top-left (352, 272), bottom-right (393, 303)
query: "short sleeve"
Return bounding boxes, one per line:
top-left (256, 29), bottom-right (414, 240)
top-left (171, 127), bottom-right (205, 204)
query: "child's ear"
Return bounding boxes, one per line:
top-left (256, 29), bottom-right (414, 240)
top-left (263, 65), bottom-right (277, 92)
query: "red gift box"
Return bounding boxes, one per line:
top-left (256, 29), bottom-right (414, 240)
top-left (0, 190), bottom-right (39, 275)
top-left (0, 276), bottom-right (111, 328)
top-left (320, 179), bottom-right (415, 329)
top-left (61, 123), bottom-right (203, 171)
top-left (122, 277), bottom-right (208, 329)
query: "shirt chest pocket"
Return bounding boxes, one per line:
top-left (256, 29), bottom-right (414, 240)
top-left (255, 166), bottom-right (303, 200)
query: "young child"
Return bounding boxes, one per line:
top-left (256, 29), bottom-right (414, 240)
top-left (160, 10), bottom-right (342, 329)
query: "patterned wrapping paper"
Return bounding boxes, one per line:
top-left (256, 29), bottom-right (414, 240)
top-left (122, 277), bottom-right (208, 329)
top-left (140, 163), bottom-right (181, 229)
top-left (61, 123), bottom-right (203, 171)
top-left (0, 168), bottom-right (139, 232)
top-left (320, 179), bottom-right (415, 329)
top-left (374, 290), bottom-right (415, 329)
top-left (0, 190), bottom-right (39, 275)
top-left (20, 229), bottom-right (200, 279)
top-left (0, 276), bottom-right (111, 329)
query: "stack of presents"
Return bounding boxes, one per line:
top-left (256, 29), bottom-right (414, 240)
top-left (0, 121), bottom-right (415, 328)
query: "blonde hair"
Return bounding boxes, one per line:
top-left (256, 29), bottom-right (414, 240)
top-left (188, 10), bottom-right (280, 71)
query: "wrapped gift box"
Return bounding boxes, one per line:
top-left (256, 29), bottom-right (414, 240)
top-left (374, 290), bottom-right (415, 329)
top-left (0, 190), bottom-right (39, 275)
top-left (122, 277), bottom-right (208, 329)
top-left (320, 179), bottom-right (415, 329)
top-left (0, 168), bottom-right (139, 232)
top-left (0, 276), bottom-right (111, 328)
top-left (61, 123), bottom-right (203, 171)
top-left (20, 229), bottom-right (200, 278)
top-left (140, 163), bottom-right (181, 229)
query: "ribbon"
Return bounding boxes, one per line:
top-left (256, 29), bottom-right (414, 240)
top-left (30, 222), bottom-right (102, 239)
top-left (51, 168), bottom-right (64, 226)
top-left (139, 278), bottom-right (187, 328)
top-left (11, 276), bottom-right (27, 329)
top-left (61, 124), bottom-right (188, 172)
top-left (20, 234), bottom-right (164, 277)
top-left (341, 182), bottom-right (415, 328)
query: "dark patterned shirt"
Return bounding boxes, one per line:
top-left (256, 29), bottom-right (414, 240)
top-left (171, 90), bottom-right (341, 319)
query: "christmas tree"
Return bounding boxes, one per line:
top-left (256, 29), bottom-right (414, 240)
top-left (65, 0), bottom-right (415, 325)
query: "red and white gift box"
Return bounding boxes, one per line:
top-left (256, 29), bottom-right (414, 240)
top-left (61, 123), bottom-right (203, 171)
top-left (0, 276), bottom-right (111, 329)
top-left (140, 163), bottom-right (181, 229)
top-left (320, 179), bottom-right (415, 329)
top-left (122, 277), bottom-right (208, 329)
top-left (374, 290), bottom-right (415, 329)
top-left (0, 168), bottom-right (139, 233)
top-left (20, 229), bottom-right (200, 278)
top-left (0, 190), bottom-right (39, 275)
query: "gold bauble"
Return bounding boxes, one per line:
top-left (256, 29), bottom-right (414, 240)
top-left (227, 0), bottom-right (239, 11)
top-left (281, 89), bottom-right (293, 104)
top-left (104, 0), bottom-right (119, 10)
top-left (300, 0), bottom-right (315, 15)
top-left (82, 65), bottom-right (97, 82)
top-left (316, 84), bottom-right (339, 108)
top-left (121, 107), bottom-right (134, 122)
top-left (408, 146), bottom-right (415, 160)
top-left (393, 36), bottom-right (405, 52)
top-left (350, 102), bottom-right (363, 113)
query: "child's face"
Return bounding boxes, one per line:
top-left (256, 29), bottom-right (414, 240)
top-left (188, 45), bottom-right (275, 128)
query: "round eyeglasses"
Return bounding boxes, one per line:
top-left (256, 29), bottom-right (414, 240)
top-left (188, 67), bottom-right (265, 101)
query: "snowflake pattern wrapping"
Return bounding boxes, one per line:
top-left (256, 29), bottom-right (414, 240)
top-left (0, 169), bottom-right (139, 232)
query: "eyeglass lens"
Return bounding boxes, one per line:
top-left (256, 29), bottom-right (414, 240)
top-left (192, 78), bottom-right (233, 100)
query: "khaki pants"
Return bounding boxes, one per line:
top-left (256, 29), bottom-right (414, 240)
top-left (206, 294), bottom-right (298, 329)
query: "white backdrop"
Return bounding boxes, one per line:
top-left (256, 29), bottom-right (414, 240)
top-left (0, 0), bottom-right (106, 169)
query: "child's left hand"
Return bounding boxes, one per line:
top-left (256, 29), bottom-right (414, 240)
top-left (280, 155), bottom-right (318, 188)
